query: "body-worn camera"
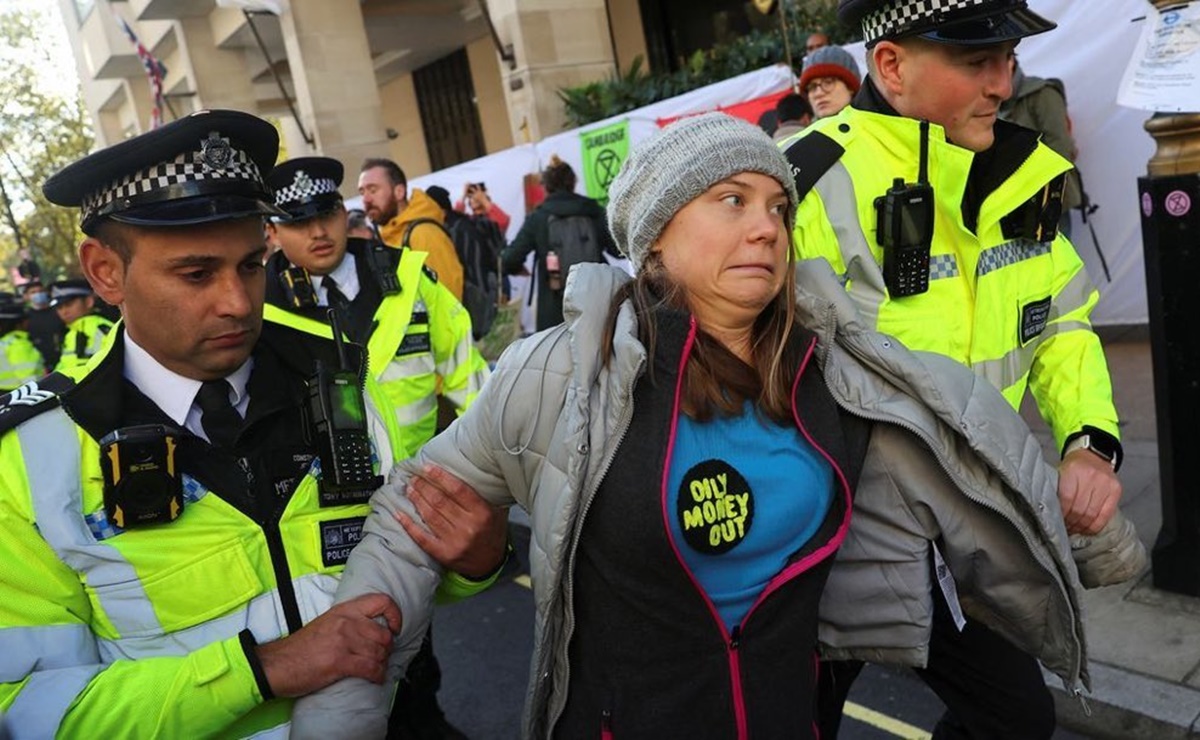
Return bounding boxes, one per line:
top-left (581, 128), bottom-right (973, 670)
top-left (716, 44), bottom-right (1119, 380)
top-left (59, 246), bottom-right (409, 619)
top-left (363, 241), bottom-right (401, 296)
top-left (99, 424), bottom-right (184, 529)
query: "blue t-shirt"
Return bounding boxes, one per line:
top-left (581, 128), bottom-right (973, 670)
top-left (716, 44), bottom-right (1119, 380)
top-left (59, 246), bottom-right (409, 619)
top-left (666, 401), bottom-right (834, 631)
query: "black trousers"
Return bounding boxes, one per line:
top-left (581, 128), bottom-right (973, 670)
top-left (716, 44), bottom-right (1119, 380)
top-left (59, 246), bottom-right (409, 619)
top-left (817, 593), bottom-right (1056, 739)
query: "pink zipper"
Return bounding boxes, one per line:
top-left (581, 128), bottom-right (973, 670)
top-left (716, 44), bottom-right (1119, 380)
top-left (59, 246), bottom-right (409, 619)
top-left (657, 323), bottom-right (852, 739)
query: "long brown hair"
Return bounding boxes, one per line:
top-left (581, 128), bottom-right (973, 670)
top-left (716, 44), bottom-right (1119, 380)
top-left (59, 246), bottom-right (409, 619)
top-left (601, 244), bottom-right (801, 424)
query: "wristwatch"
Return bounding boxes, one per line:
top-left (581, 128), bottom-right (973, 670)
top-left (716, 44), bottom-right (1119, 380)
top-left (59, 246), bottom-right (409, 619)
top-left (1063, 427), bottom-right (1122, 472)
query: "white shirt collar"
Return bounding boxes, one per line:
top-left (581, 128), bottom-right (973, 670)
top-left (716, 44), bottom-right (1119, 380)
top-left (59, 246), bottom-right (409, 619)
top-left (123, 331), bottom-right (254, 427)
top-left (310, 251), bottom-right (360, 305)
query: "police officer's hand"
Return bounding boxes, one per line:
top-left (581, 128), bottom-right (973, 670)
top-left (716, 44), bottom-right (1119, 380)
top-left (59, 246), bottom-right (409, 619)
top-left (1058, 450), bottom-right (1123, 536)
top-left (396, 464), bottom-right (509, 580)
top-left (255, 593), bottom-right (401, 698)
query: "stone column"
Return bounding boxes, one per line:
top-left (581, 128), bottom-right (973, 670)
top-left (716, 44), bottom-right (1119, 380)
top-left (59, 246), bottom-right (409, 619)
top-left (486, 0), bottom-right (618, 143)
top-left (277, 0), bottom-right (388, 195)
top-left (177, 17), bottom-right (258, 114)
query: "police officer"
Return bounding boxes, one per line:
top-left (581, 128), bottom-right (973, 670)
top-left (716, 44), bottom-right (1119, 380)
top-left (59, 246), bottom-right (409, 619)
top-left (0, 292), bottom-right (43, 391)
top-left (49, 277), bottom-right (115, 371)
top-left (20, 280), bottom-right (64, 370)
top-left (783, 2), bottom-right (1122, 738)
top-left (0, 109), bottom-right (409, 739)
top-left (263, 156), bottom-right (500, 740)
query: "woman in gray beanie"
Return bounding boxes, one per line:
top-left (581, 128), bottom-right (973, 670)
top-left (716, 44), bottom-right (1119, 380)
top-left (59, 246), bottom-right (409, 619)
top-left (291, 112), bottom-right (870, 739)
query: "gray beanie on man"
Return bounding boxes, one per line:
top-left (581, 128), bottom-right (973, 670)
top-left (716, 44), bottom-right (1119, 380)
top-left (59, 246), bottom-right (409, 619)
top-left (606, 112), bottom-right (799, 272)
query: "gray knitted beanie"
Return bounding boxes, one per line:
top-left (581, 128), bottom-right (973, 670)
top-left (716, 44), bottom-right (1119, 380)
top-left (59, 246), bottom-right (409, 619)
top-left (606, 112), bottom-right (799, 272)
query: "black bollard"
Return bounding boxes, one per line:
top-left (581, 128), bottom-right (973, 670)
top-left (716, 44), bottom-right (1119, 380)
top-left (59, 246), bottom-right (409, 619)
top-left (1140, 172), bottom-right (1200, 596)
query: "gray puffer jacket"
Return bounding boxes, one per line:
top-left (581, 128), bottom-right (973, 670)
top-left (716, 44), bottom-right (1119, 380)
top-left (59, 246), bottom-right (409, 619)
top-left (293, 262), bottom-right (1139, 738)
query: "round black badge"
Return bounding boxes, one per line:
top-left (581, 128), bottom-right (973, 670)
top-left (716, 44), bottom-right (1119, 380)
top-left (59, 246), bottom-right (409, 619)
top-left (675, 459), bottom-right (754, 555)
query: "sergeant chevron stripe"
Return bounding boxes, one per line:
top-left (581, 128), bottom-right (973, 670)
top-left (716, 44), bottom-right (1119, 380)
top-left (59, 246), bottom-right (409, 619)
top-left (6, 381), bottom-right (56, 406)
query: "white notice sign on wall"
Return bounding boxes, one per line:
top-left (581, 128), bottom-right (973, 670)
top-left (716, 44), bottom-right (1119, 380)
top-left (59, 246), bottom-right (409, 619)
top-left (1118, 3), bottom-right (1200, 112)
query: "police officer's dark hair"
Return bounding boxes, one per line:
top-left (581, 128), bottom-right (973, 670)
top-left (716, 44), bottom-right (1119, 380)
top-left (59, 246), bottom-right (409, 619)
top-left (541, 155), bottom-right (576, 194)
top-left (776, 94), bottom-right (813, 124)
top-left (361, 158), bottom-right (407, 188)
top-left (94, 221), bottom-right (135, 265)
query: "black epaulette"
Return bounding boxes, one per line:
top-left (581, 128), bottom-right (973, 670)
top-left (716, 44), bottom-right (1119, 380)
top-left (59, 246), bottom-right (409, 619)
top-left (0, 373), bottom-right (78, 435)
top-left (421, 265), bottom-right (439, 284)
top-left (782, 130), bottom-right (847, 203)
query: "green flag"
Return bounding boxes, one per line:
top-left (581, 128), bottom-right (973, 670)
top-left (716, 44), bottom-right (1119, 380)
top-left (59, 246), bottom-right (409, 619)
top-left (580, 119), bottom-right (630, 206)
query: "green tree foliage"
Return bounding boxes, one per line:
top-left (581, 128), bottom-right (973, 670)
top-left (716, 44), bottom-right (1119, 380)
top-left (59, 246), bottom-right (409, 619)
top-left (0, 5), bottom-right (95, 287)
top-left (559, 0), bottom-right (850, 128)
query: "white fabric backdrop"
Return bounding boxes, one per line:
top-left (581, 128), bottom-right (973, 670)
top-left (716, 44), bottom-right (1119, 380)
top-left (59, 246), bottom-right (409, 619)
top-left (401, 4), bottom-right (1158, 327)
top-left (405, 65), bottom-right (795, 330)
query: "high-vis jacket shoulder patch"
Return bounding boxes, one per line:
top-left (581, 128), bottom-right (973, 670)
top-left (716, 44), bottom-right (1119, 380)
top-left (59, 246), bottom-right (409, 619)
top-left (0, 373), bottom-right (75, 435)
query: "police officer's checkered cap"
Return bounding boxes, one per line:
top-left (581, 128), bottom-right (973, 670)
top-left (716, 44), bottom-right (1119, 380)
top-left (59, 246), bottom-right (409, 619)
top-left (606, 112), bottom-right (798, 272)
top-left (273, 172), bottom-right (339, 207)
top-left (862, 0), bottom-right (989, 44)
top-left (42, 109), bottom-right (282, 234)
top-left (79, 142), bottom-right (263, 227)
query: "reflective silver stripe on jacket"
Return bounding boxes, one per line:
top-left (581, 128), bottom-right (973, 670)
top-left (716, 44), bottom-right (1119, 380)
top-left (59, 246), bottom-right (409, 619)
top-left (19, 409), bottom-right (163, 635)
top-left (97, 589), bottom-right (286, 662)
top-left (6, 665), bottom-right (103, 740)
top-left (813, 161), bottom-right (887, 328)
top-left (0, 624), bottom-right (98, 683)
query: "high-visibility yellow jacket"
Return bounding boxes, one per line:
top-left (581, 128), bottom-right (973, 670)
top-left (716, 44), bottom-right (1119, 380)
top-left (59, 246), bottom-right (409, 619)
top-left (0, 318), bottom-right (482, 739)
top-left (264, 240), bottom-right (489, 463)
top-left (786, 101), bottom-right (1118, 450)
top-left (0, 329), bottom-right (42, 391)
top-left (55, 313), bottom-right (115, 373)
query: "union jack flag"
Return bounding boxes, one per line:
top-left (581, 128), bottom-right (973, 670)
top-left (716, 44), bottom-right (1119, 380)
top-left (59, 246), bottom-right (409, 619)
top-left (116, 15), bottom-right (169, 129)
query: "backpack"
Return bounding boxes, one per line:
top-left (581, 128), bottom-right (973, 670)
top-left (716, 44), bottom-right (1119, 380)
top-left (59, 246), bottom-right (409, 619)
top-left (545, 214), bottom-right (603, 292)
top-left (403, 217), bottom-right (500, 340)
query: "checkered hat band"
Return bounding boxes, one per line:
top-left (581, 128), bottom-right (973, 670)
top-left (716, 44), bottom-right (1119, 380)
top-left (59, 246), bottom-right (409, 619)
top-left (274, 176), bottom-right (339, 207)
top-left (80, 146), bottom-right (264, 224)
top-left (862, 0), bottom-right (990, 43)
top-left (51, 287), bottom-right (91, 301)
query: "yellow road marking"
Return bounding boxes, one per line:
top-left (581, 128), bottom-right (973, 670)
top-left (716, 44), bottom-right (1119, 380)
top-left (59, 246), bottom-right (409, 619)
top-left (844, 701), bottom-right (932, 739)
top-left (513, 574), bottom-right (532, 589)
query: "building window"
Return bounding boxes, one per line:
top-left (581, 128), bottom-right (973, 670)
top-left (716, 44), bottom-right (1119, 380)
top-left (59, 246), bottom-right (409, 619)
top-left (639, 0), bottom-right (775, 73)
top-left (74, 0), bottom-right (96, 24)
top-left (413, 48), bottom-right (486, 172)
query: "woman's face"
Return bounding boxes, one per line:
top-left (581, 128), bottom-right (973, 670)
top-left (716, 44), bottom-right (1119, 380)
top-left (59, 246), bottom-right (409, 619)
top-left (653, 172), bottom-right (790, 332)
top-left (806, 77), bottom-right (854, 119)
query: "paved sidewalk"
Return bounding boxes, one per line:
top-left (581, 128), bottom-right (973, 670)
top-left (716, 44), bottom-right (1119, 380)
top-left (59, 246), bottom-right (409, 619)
top-left (1021, 331), bottom-right (1200, 739)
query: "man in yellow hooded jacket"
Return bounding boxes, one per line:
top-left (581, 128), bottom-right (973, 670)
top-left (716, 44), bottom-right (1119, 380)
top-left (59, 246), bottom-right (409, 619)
top-left (358, 158), bottom-right (464, 300)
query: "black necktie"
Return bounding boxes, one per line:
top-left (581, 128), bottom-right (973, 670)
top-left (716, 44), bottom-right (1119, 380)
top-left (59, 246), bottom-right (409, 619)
top-left (196, 379), bottom-right (242, 449)
top-left (324, 274), bottom-right (354, 327)
top-left (324, 275), bottom-right (350, 309)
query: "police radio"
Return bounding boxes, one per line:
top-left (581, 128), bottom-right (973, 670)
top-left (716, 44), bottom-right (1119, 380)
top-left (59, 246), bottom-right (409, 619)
top-left (99, 424), bottom-right (184, 529)
top-left (875, 119), bottom-right (935, 298)
top-left (281, 266), bottom-right (318, 308)
top-left (307, 309), bottom-right (383, 506)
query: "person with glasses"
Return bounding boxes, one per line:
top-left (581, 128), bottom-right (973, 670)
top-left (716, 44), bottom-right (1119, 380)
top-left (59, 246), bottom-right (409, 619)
top-left (798, 45), bottom-right (862, 120)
